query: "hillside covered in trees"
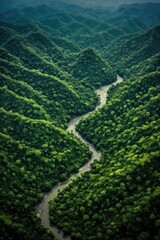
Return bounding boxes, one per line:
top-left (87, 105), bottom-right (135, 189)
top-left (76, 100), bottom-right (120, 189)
top-left (0, 1), bottom-right (160, 240)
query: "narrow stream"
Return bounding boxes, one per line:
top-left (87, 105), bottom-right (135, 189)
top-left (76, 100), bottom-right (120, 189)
top-left (37, 75), bottom-right (123, 240)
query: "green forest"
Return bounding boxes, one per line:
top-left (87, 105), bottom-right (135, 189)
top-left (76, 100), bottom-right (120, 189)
top-left (0, 1), bottom-right (160, 240)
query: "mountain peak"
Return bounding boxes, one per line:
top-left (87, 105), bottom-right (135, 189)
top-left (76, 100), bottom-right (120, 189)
top-left (70, 48), bottom-right (116, 87)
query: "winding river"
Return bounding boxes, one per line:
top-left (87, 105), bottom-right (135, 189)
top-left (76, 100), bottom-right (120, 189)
top-left (37, 75), bottom-right (123, 240)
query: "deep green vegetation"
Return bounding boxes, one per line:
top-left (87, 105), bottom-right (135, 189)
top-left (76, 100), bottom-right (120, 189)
top-left (70, 48), bottom-right (115, 87)
top-left (50, 68), bottom-right (160, 239)
top-left (1, 2), bottom-right (160, 240)
top-left (105, 25), bottom-right (160, 76)
top-left (49, 5), bottom-right (160, 239)
top-left (0, 5), bottom-right (116, 240)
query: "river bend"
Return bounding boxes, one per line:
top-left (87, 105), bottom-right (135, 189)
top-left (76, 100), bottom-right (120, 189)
top-left (37, 75), bottom-right (123, 240)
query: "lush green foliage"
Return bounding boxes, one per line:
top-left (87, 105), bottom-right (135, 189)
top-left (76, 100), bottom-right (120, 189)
top-left (0, 33), bottom-right (103, 127)
top-left (1, 2), bottom-right (160, 50)
top-left (0, 6), bottom-right (115, 240)
top-left (49, 15), bottom-right (160, 240)
top-left (0, 106), bottom-right (92, 240)
top-left (105, 26), bottom-right (160, 76)
top-left (70, 48), bottom-right (115, 87)
top-left (1, 2), bottom-right (160, 240)
top-left (50, 70), bottom-right (160, 240)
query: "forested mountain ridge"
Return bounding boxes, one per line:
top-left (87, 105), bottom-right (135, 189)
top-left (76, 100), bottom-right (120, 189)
top-left (48, 4), bottom-right (160, 239)
top-left (0, 2), bottom-right (160, 240)
top-left (0, 5), bottom-right (116, 240)
top-left (112, 2), bottom-right (160, 27)
top-left (50, 58), bottom-right (160, 240)
top-left (70, 48), bottom-right (115, 87)
top-left (105, 25), bottom-right (160, 76)
top-left (1, 3), bottom-right (160, 49)
top-left (0, 22), bottom-right (110, 126)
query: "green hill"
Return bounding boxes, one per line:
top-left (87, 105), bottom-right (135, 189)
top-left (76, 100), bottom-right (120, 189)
top-left (70, 48), bottom-right (116, 87)
top-left (0, 85), bottom-right (50, 120)
top-left (2, 3), bottom-right (160, 50)
top-left (49, 21), bottom-right (160, 240)
top-left (114, 2), bottom-right (160, 27)
top-left (0, 107), bottom-right (91, 240)
top-left (0, 26), bottom-right (14, 44)
top-left (50, 69), bottom-right (160, 240)
top-left (0, 21), bottom-right (104, 126)
top-left (0, 15), bottom-right (103, 240)
top-left (105, 25), bottom-right (160, 75)
top-left (126, 51), bottom-right (160, 78)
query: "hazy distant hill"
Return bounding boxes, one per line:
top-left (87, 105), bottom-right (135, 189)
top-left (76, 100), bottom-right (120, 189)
top-left (1, 0), bottom-right (160, 10)
top-left (1, 3), bottom-right (160, 50)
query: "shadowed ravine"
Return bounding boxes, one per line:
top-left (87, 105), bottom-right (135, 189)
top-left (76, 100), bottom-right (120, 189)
top-left (37, 75), bottom-right (123, 240)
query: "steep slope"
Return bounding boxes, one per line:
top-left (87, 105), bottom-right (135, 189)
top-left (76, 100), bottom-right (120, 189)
top-left (3, 34), bottom-right (64, 69)
top-left (127, 51), bottom-right (160, 78)
top-left (0, 85), bottom-right (50, 120)
top-left (49, 25), bottom-right (160, 240)
top-left (50, 70), bottom-right (160, 240)
top-left (52, 36), bottom-right (80, 52)
top-left (105, 25), bottom-right (160, 75)
top-left (114, 2), bottom-right (160, 27)
top-left (70, 48), bottom-right (116, 87)
top-left (2, 3), bottom-right (160, 50)
top-left (0, 25), bottom-right (14, 44)
top-left (0, 17), bottom-right (102, 240)
top-left (0, 58), bottom-right (81, 126)
top-left (0, 21), bottom-right (103, 126)
top-left (0, 107), bottom-right (91, 240)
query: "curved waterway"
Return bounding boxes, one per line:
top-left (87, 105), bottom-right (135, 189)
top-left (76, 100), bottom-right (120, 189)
top-left (37, 75), bottom-right (123, 240)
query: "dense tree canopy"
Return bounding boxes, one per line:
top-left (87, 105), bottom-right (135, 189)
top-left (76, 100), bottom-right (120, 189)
top-left (0, 2), bottom-right (160, 240)
top-left (49, 17), bottom-right (160, 240)
top-left (50, 71), bottom-right (160, 240)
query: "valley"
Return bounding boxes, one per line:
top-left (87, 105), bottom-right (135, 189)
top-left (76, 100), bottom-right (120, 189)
top-left (38, 75), bottom-right (123, 240)
top-left (0, 1), bottom-right (160, 240)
